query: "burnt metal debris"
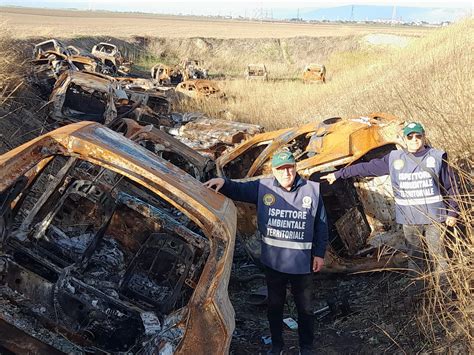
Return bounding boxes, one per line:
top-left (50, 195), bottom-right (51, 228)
top-left (167, 117), bottom-right (264, 160)
top-left (175, 79), bottom-right (226, 100)
top-left (111, 118), bottom-right (216, 181)
top-left (181, 58), bottom-right (208, 80)
top-left (150, 59), bottom-right (207, 85)
top-left (151, 63), bottom-right (184, 85)
top-left (0, 122), bottom-right (237, 354)
top-left (49, 70), bottom-right (171, 126)
top-left (91, 42), bottom-right (132, 75)
top-left (303, 63), bottom-right (326, 84)
top-left (29, 39), bottom-right (135, 97)
top-left (216, 113), bottom-right (408, 273)
top-left (246, 64), bottom-right (268, 81)
top-left (6, 39), bottom-right (414, 354)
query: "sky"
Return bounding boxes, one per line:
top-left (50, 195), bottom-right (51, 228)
top-left (1, 0), bottom-right (472, 22)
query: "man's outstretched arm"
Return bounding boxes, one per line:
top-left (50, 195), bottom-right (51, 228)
top-left (203, 177), bottom-right (259, 204)
top-left (321, 154), bottom-right (391, 184)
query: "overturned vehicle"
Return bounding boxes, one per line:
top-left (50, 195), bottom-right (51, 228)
top-left (0, 122), bottom-right (236, 354)
top-left (216, 113), bottom-right (408, 273)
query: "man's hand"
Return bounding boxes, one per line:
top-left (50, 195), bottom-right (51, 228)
top-left (312, 256), bottom-right (324, 273)
top-left (320, 173), bottom-right (337, 185)
top-left (203, 178), bottom-right (225, 193)
top-left (446, 216), bottom-right (457, 227)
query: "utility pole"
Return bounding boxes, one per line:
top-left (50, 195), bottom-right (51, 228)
top-left (391, 5), bottom-right (397, 25)
top-left (297, 8), bottom-right (300, 20)
top-left (350, 5), bottom-right (354, 21)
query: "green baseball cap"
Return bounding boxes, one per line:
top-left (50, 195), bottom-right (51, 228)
top-left (271, 151), bottom-right (296, 168)
top-left (403, 122), bottom-right (425, 136)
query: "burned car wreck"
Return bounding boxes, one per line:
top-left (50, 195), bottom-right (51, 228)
top-left (49, 70), bottom-right (171, 126)
top-left (29, 45), bottom-right (99, 96)
top-left (216, 113), bottom-right (408, 273)
top-left (0, 122), bottom-right (237, 354)
top-left (175, 80), bottom-right (225, 100)
top-left (112, 118), bottom-right (215, 181)
top-left (91, 42), bottom-right (132, 75)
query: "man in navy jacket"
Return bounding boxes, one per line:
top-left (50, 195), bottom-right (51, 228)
top-left (321, 122), bottom-right (458, 275)
top-left (205, 150), bottom-right (328, 355)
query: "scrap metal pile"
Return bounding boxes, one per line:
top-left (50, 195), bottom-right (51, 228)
top-left (0, 39), bottom-right (409, 354)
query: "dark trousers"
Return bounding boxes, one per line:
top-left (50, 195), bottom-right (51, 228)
top-left (264, 267), bottom-right (314, 349)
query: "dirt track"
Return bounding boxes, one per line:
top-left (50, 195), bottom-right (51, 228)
top-left (1, 7), bottom-right (434, 39)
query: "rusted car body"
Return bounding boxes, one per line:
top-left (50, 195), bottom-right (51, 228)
top-left (151, 63), bottom-right (184, 85)
top-left (91, 42), bottom-right (132, 75)
top-left (176, 79), bottom-right (225, 100)
top-left (0, 122), bottom-right (236, 354)
top-left (246, 64), bottom-right (268, 81)
top-left (216, 113), bottom-right (408, 272)
top-left (303, 63), bottom-right (326, 84)
top-left (29, 50), bottom-right (98, 96)
top-left (168, 117), bottom-right (264, 160)
top-left (181, 59), bottom-right (208, 80)
top-left (49, 71), bottom-right (170, 126)
top-left (33, 39), bottom-right (70, 59)
top-left (112, 118), bottom-right (215, 181)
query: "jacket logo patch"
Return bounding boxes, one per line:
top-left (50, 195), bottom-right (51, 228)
top-left (302, 196), bottom-right (312, 209)
top-left (263, 193), bottom-right (276, 206)
top-left (393, 159), bottom-right (404, 170)
top-left (426, 156), bottom-right (436, 168)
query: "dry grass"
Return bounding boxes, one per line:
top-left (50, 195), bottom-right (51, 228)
top-left (177, 18), bottom-right (473, 156)
top-left (414, 161), bottom-right (473, 351)
top-left (0, 23), bottom-right (52, 153)
top-left (0, 23), bottom-right (24, 95)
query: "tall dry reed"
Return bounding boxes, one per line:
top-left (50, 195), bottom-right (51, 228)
top-left (414, 160), bottom-right (473, 351)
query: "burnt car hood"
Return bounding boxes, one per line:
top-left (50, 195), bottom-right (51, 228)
top-left (0, 121), bottom-right (237, 354)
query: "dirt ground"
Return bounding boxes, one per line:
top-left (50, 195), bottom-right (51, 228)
top-left (0, 7), bottom-right (434, 39)
top-left (229, 240), bottom-right (426, 355)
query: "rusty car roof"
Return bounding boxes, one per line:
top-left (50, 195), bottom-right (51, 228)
top-left (297, 112), bottom-right (404, 175)
top-left (216, 122), bottom-right (319, 178)
top-left (216, 113), bottom-right (404, 179)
